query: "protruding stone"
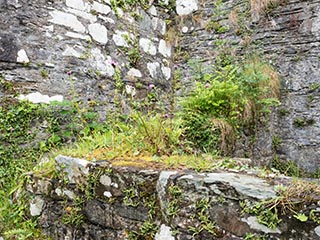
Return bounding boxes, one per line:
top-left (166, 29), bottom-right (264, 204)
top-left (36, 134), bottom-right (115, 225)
top-left (30, 196), bottom-right (45, 216)
top-left (92, 1), bottom-right (112, 15)
top-left (125, 85), bottom-right (136, 97)
top-left (161, 65), bottom-right (171, 80)
top-left (127, 68), bottom-right (142, 78)
top-left (149, 6), bottom-right (157, 16)
top-left (99, 15), bottom-right (115, 24)
top-left (242, 216), bottom-right (281, 234)
top-left (103, 191), bottom-right (112, 198)
top-left (17, 49), bottom-right (29, 63)
top-left (100, 175), bottom-right (112, 186)
top-left (66, 0), bottom-right (86, 11)
top-left (176, 0), bottom-right (198, 15)
top-left (63, 189), bottom-right (75, 199)
top-left (147, 62), bottom-right (160, 78)
top-left (112, 30), bottom-right (131, 47)
top-left (155, 224), bottom-right (175, 240)
top-left (139, 38), bottom-right (157, 55)
top-left (55, 188), bottom-right (63, 196)
top-left (182, 26), bottom-right (188, 33)
top-left (90, 48), bottom-right (114, 76)
top-left (315, 226), bottom-right (320, 237)
top-left (49, 10), bottom-right (86, 33)
top-left (156, 171), bottom-right (178, 222)
top-left (158, 39), bottom-right (171, 58)
top-left (67, 8), bottom-right (97, 23)
top-left (65, 31), bottom-right (91, 40)
top-left (18, 92), bottom-right (64, 104)
top-left (203, 172), bottom-right (276, 199)
top-left (55, 155), bottom-right (94, 184)
top-left (62, 46), bottom-right (82, 58)
top-left (88, 23), bottom-right (108, 44)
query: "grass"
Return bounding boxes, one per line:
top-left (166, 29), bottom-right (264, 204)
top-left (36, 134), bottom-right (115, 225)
top-left (241, 179), bottom-right (320, 229)
top-left (52, 130), bottom-right (234, 172)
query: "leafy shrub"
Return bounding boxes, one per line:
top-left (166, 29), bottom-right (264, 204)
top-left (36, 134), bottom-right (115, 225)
top-left (180, 57), bottom-right (280, 154)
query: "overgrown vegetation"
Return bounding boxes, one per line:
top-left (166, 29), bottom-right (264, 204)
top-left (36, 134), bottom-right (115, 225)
top-left (0, 96), bottom-right (104, 239)
top-left (180, 57), bottom-right (280, 154)
top-left (241, 180), bottom-right (320, 229)
top-left (0, 0), bottom-right (314, 238)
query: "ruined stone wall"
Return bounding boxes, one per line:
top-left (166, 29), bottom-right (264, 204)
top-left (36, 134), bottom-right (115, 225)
top-left (172, 0), bottom-right (320, 172)
top-left (28, 155), bottom-right (320, 239)
top-left (0, 0), bottom-right (319, 171)
top-left (0, 0), bottom-right (173, 113)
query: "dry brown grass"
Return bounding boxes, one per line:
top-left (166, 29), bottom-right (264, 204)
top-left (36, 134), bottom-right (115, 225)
top-left (244, 57), bottom-right (280, 99)
top-left (266, 180), bottom-right (320, 215)
top-left (211, 118), bottom-right (235, 154)
top-left (242, 98), bottom-right (256, 123)
top-left (250, 0), bottom-right (284, 21)
top-left (228, 9), bottom-right (239, 28)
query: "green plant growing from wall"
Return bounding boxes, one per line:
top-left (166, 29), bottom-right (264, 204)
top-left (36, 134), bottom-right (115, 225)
top-left (167, 185), bottom-right (183, 218)
top-left (241, 179), bottom-right (320, 229)
top-left (0, 95), bottom-right (107, 239)
top-left (180, 56), bottom-right (280, 154)
top-left (244, 233), bottom-right (267, 240)
top-left (188, 198), bottom-right (218, 237)
top-left (62, 197), bottom-right (86, 227)
top-left (40, 69), bottom-right (49, 78)
top-left (271, 157), bottom-right (303, 177)
top-left (123, 186), bottom-right (140, 207)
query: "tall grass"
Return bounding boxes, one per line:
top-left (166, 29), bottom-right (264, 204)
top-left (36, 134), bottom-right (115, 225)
top-left (250, 0), bottom-right (284, 20)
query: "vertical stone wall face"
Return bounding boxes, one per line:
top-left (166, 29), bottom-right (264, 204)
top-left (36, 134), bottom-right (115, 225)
top-left (0, 0), bottom-right (320, 171)
top-left (0, 0), bottom-right (173, 111)
top-left (173, 0), bottom-right (320, 172)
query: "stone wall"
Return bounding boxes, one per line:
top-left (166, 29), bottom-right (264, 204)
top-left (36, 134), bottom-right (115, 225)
top-left (0, 0), bottom-right (319, 170)
top-left (28, 155), bottom-right (320, 239)
top-left (173, 0), bottom-right (320, 172)
top-left (0, 0), bottom-right (173, 113)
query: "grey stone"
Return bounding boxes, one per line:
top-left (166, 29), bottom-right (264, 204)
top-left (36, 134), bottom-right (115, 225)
top-left (18, 92), bottom-right (63, 104)
top-left (30, 196), bottom-right (45, 216)
top-left (203, 172), bottom-right (276, 199)
top-left (100, 174), bottom-right (112, 186)
top-left (156, 170), bottom-right (178, 221)
top-left (242, 216), bottom-right (281, 234)
top-left (315, 226), bottom-right (320, 237)
top-left (55, 155), bottom-right (94, 184)
top-left (88, 23), bottom-right (108, 44)
top-left (158, 39), bottom-right (171, 58)
top-left (139, 38), bottom-right (157, 56)
top-left (49, 10), bottom-right (86, 33)
top-left (63, 189), bottom-right (75, 199)
top-left (155, 224), bottom-right (175, 240)
top-left (91, 1), bottom-right (112, 15)
top-left (16, 49), bottom-right (29, 63)
top-left (0, 34), bottom-right (18, 62)
top-left (176, 0), bottom-right (198, 15)
top-left (66, 0), bottom-right (87, 11)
